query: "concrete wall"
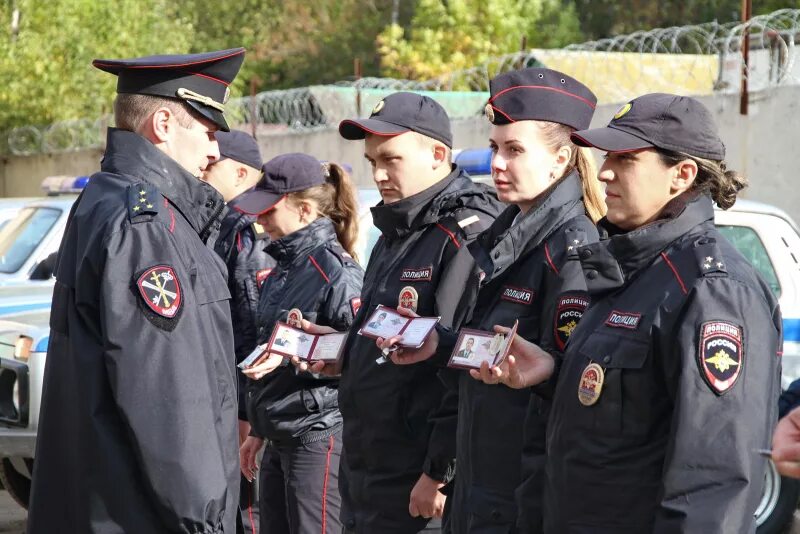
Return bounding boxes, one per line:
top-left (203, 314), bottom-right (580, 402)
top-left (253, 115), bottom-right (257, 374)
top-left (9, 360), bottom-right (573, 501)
top-left (2, 84), bottom-right (799, 220)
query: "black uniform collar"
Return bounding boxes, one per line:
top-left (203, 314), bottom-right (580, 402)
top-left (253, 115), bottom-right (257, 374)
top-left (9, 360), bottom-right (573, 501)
top-left (101, 128), bottom-right (226, 235)
top-left (370, 166), bottom-right (463, 240)
top-left (577, 191), bottom-right (713, 294)
top-left (265, 217), bottom-right (336, 263)
top-left (470, 172), bottom-right (585, 281)
top-left (215, 208), bottom-right (257, 261)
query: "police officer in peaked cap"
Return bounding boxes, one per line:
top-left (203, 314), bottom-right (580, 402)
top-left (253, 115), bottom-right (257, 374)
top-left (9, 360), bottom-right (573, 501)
top-left (384, 67), bottom-right (605, 533)
top-left (29, 48), bottom-right (247, 534)
top-left (476, 93), bottom-right (782, 533)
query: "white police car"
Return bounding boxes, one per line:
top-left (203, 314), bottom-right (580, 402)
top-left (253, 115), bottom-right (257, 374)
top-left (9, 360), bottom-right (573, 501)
top-left (0, 176), bottom-right (86, 288)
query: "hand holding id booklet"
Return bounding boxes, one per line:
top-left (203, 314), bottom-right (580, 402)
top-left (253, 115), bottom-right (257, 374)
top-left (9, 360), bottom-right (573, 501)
top-left (357, 304), bottom-right (440, 348)
top-left (238, 322), bottom-right (347, 368)
top-left (448, 320), bottom-right (519, 370)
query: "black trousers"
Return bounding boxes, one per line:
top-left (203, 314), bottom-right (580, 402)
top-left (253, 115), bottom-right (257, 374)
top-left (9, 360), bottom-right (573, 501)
top-left (259, 430), bottom-right (343, 534)
top-left (237, 471), bottom-right (259, 534)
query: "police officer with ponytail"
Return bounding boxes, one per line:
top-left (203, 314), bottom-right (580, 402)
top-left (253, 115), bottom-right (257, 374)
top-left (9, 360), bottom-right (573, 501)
top-left (477, 93), bottom-right (782, 533)
top-left (235, 153), bottom-right (364, 534)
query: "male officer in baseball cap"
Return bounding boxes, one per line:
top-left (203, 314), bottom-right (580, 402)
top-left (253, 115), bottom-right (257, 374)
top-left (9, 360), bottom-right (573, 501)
top-left (29, 48), bottom-right (246, 534)
top-left (331, 92), bottom-right (503, 533)
top-left (204, 129), bottom-right (274, 534)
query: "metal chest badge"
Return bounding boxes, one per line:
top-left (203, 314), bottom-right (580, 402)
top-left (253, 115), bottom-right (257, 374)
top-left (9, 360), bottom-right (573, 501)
top-left (287, 308), bottom-right (304, 328)
top-left (577, 362), bottom-right (605, 406)
top-left (137, 265), bottom-right (182, 318)
top-left (398, 286), bottom-right (419, 312)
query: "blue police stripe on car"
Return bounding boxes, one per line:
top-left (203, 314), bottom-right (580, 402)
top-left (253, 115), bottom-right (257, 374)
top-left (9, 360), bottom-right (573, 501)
top-left (783, 318), bottom-right (800, 343)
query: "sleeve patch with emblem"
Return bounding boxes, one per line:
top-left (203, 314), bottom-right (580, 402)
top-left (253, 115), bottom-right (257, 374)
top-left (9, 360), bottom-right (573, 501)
top-left (136, 265), bottom-right (182, 321)
top-left (351, 297), bottom-right (362, 316)
top-left (698, 320), bottom-right (743, 395)
top-left (554, 294), bottom-right (589, 350)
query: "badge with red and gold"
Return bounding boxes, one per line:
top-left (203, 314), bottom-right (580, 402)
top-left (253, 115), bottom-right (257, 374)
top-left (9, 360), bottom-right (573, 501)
top-left (577, 362), bottom-right (604, 406)
top-left (137, 265), bottom-right (182, 318)
top-left (398, 286), bottom-right (419, 312)
top-left (554, 294), bottom-right (589, 350)
top-left (698, 321), bottom-right (744, 395)
top-left (350, 297), bottom-right (362, 316)
top-left (256, 268), bottom-right (272, 289)
top-left (287, 308), bottom-right (304, 328)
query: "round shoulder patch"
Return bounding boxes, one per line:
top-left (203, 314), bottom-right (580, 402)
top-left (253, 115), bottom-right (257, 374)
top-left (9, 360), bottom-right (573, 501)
top-left (137, 265), bottom-right (182, 318)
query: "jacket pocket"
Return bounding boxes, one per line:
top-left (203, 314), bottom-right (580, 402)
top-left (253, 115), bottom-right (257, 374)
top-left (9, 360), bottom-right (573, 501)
top-left (575, 331), bottom-right (650, 436)
top-left (465, 486), bottom-right (517, 533)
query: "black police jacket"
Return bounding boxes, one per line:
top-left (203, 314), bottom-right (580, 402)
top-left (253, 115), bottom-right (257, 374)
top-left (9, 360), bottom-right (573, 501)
top-left (447, 173), bottom-right (598, 534)
top-left (246, 217), bottom-right (363, 444)
top-left (338, 167), bottom-right (503, 533)
top-left (545, 192), bottom-right (782, 534)
top-left (29, 129), bottom-right (240, 534)
top-left (214, 207), bottom-right (275, 419)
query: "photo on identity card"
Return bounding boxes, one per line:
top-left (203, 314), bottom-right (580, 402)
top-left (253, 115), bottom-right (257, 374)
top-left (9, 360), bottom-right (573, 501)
top-left (267, 322), bottom-right (347, 363)
top-left (357, 304), bottom-right (440, 348)
top-left (448, 320), bottom-right (519, 370)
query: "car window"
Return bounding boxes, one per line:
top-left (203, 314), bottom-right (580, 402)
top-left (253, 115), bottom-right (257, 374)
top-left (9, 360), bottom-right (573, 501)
top-left (717, 225), bottom-right (781, 297)
top-left (0, 207), bottom-right (61, 274)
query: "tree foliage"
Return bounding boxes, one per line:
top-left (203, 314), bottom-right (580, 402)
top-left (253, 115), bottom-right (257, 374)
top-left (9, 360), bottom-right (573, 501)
top-left (377, 0), bottom-right (582, 80)
top-left (0, 0), bottom-right (192, 129)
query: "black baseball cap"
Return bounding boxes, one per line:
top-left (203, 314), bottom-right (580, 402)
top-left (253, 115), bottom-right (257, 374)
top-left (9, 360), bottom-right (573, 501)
top-left (339, 91), bottom-right (453, 148)
top-left (486, 68), bottom-right (597, 130)
top-left (216, 130), bottom-right (262, 170)
top-left (93, 48), bottom-right (245, 132)
top-left (235, 153), bottom-right (326, 215)
top-left (571, 93), bottom-right (726, 160)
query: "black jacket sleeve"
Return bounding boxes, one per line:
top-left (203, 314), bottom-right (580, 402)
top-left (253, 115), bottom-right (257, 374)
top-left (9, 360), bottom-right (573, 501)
top-left (653, 277), bottom-right (781, 533)
top-left (424, 208), bottom-right (492, 483)
top-left (99, 222), bottom-right (232, 533)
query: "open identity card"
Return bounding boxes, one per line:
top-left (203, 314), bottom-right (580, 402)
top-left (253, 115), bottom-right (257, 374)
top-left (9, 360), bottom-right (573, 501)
top-left (237, 322), bottom-right (347, 368)
top-left (448, 319), bottom-right (519, 370)
top-left (357, 304), bottom-right (440, 348)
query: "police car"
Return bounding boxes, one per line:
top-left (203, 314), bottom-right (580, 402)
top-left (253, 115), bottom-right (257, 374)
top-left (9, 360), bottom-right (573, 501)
top-left (0, 176), bottom-right (84, 288)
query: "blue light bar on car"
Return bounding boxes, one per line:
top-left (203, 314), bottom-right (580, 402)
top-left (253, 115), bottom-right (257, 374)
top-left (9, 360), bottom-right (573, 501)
top-left (41, 175), bottom-right (90, 195)
top-left (455, 148), bottom-right (492, 177)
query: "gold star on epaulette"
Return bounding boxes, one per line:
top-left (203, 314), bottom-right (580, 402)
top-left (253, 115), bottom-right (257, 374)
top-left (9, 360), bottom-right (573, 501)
top-left (703, 263), bottom-right (711, 269)
top-left (133, 205), bottom-right (141, 212)
top-left (716, 262), bottom-right (724, 269)
top-left (146, 204), bottom-right (153, 209)
top-left (140, 198), bottom-right (148, 204)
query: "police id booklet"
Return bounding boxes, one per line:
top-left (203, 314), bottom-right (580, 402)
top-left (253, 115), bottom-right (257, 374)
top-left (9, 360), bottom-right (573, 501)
top-left (238, 322), bottom-right (347, 366)
top-left (357, 304), bottom-right (440, 348)
top-left (448, 319), bottom-right (519, 370)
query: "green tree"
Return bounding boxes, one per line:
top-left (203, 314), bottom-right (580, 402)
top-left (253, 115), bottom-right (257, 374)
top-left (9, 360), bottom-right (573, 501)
top-left (0, 0), bottom-right (193, 129)
top-left (376, 0), bottom-right (582, 81)
top-left (570, 0), bottom-right (800, 41)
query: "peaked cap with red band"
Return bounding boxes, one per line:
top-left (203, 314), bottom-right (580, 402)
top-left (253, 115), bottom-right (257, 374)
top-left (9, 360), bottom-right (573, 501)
top-left (93, 47), bottom-right (245, 132)
top-left (485, 67), bottom-right (597, 130)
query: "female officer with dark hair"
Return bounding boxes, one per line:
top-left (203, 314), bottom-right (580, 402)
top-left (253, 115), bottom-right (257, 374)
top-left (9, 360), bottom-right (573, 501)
top-left (382, 68), bottom-right (605, 532)
top-left (478, 93), bottom-right (782, 533)
top-left (234, 153), bottom-right (364, 534)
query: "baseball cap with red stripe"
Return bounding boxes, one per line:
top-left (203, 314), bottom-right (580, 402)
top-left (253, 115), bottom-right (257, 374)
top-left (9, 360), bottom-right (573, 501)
top-left (485, 68), bottom-right (597, 130)
top-left (339, 91), bottom-right (453, 148)
top-left (92, 48), bottom-right (245, 132)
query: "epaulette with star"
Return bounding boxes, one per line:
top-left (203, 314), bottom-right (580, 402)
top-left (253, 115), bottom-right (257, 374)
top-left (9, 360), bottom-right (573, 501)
top-left (127, 182), bottom-right (160, 222)
top-left (694, 238), bottom-right (728, 277)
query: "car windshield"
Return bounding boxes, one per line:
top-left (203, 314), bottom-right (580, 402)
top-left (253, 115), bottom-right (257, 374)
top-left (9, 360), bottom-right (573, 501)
top-left (0, 207), bottom-right (61, 274)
